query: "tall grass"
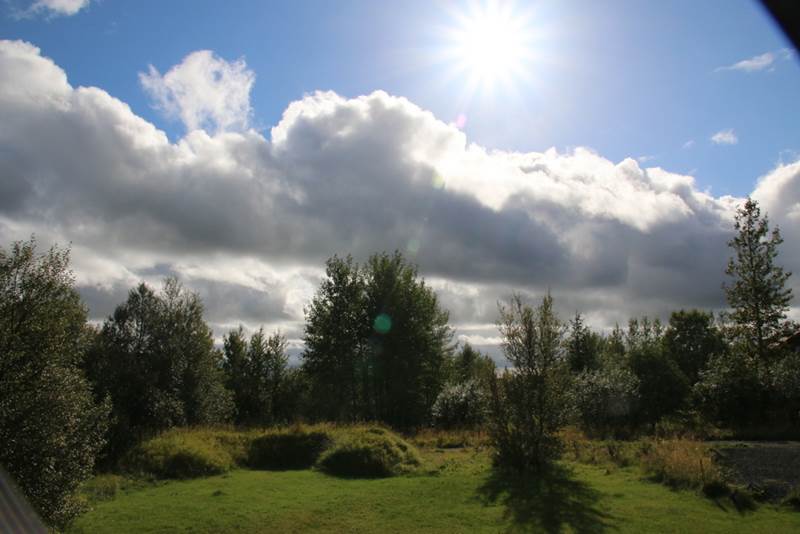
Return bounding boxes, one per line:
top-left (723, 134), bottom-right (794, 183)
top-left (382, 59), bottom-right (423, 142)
top-left (639, 439), bottom-right (724, 491)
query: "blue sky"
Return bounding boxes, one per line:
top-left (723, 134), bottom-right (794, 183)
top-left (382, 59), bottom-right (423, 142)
top-left (2, 0), bottom-right (798, 196)
top-left (1, 1), bottom-right (799, 356)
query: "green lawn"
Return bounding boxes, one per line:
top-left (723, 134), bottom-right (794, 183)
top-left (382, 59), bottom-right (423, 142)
top-left (69, 449), bottom-right (800, 533)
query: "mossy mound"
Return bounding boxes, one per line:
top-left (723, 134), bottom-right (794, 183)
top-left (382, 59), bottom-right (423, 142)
top-left (124, 429), bottom-right (235, 479)
top-left (317, 426), bottom-right (420, 478)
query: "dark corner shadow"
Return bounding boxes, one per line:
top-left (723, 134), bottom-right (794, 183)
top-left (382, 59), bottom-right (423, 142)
top-left (477, 463), bottom-right (615, 533)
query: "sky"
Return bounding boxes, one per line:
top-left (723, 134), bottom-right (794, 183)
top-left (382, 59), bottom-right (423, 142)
top-left (1, 0), bottom-right (799, 362)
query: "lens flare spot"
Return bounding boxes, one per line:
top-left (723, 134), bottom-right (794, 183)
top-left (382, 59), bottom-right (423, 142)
top-left (373, 313), bottom-right (392, 334)
top-left (406, 238), bottom-right (421, 255)
top-left (432, 174), bottom-right (446, 189)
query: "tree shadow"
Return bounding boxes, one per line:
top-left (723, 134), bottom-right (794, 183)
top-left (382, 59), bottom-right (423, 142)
top-left (477, 463), bottom-right (614, 533)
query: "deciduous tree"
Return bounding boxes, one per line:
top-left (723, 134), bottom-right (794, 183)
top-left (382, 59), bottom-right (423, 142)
top-left (0, 239), bottom-right (109, 527)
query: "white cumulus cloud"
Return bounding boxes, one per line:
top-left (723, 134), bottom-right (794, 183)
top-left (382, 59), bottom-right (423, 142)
top-left (140, 50), bottom-right (255, 134)
top-left (1, 40), bottom-right (798, 351)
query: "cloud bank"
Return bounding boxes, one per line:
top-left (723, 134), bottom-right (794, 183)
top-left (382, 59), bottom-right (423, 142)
top-left (1, 41), bottom-right (798, 360)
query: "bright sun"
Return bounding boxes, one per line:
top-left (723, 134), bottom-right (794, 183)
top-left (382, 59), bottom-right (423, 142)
top-left (446, 2), bottom-right (532, 91)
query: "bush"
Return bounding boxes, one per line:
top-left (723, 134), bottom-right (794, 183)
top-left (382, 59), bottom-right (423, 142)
top-left (317, 427), bottom-right (420, 478)
top-left (488, 294), bottom-right (572, 474)
top-left (124, 429), bottom-right (234, 479)
top-left (640, 439), bottom-right (723, 490)
top-left (249, 427), bottom-right (332, 469)
top-left (431, 380), bottom-right (487, 429)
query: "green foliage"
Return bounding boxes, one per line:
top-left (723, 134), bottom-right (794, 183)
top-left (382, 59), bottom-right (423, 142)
top-left (303, 255), bottom-right (370, 421)
top-left (317, 427), bottom-right (420, 478)
top-left (616, 316), bottom-right (690, 427)
top-left (303, 252), bottom-right (453, 427)
top-left (431, 379), bottom-right (487, 429)
top-left (124, 429), bottom-right (235, 479)
top-left (724, 198), bottom-right (793, 361)
top-left (663, 310), bottom-right (725, 385)
top-left (694, 346), bottom-right (765, 427)
top-left (566, 312), bottom-right (601, 372)
top-left (488, 293), bottom-right (572, 473)
top-left (248, 428), bottom-right (332, 470)
top-left (0, 238), bottom-right (110, 528)
top-left (627, 339), bottom-right (690, 426)
top-left (85, 278), bottom-right (233, 458)
top-left (572, 365), bottom-right (639, 438)
top-left (449, 342), bottom-right (495, 384)
top-left (223, 326), bottom-right (290, 426)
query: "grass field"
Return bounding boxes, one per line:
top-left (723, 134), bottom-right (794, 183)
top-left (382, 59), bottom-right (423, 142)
top-left (69, 446), bottom-right (800, 533)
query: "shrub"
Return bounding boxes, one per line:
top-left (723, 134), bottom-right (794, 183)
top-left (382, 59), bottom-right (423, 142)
top-left (488, 294), bottom-right (572, 474)
top-left (640, 439), bottom-right (723, 490)
top-left (248, 428), bottom-right (332, 469)
top-left (317, 427), bottom-right (420, 478)
top-left (431, 380), bottom-right (487, 429)
top-left (124, 429), bottom-right (234, 479)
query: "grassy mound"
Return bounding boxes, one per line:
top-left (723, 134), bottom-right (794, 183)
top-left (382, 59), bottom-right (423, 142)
top-left (249, 428), bottom-right (332, 470)
top-left (123, 429), bottom-right (236, 479)
top-left (317, 426), bottom-right (420, 478)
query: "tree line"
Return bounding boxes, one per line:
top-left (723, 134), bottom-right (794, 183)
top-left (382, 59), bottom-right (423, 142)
top-left (0, 198), bottom-right (797, 525)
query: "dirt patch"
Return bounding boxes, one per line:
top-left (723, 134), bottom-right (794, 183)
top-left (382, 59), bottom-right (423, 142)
top-left (712, 441), bottom-right (800, 501)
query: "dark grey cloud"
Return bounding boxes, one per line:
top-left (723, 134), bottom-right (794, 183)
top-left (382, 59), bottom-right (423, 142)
top-left (1, 39), bottom-right (798, 345)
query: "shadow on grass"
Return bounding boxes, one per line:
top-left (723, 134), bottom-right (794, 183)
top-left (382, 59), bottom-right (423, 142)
top-left (477, 463), bottom-right (613, 533)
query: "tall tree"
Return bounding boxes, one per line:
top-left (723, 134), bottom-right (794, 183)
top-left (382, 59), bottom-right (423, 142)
top-left (223, 327), bottom-right (289, 425)
top-left (302, 255), bottom-right (369, 421)
top-left (724, 198), bottom-right (793, 361)
top-left (566, 312), bottom-right (600, 372)
top-left (86, 278), bottom-right (232, 456)
top-left (363, 251), bottom-right (453, 427)
top-left (0, 239), bottom-right (109, 527)
top-left (450, 342), bottom-right (495, 385)
top-left (663, 309), bottom-right (725, 385)
top-left (302, 251), bottom-right (453, 427)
